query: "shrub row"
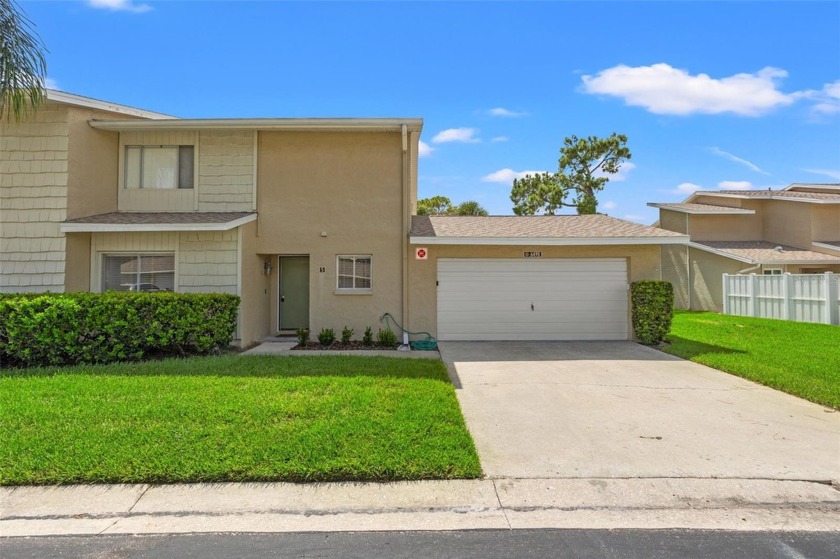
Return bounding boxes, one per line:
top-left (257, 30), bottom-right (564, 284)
top-left (297, 326), bottom-right (399, 348)
top-left (630, 280), bottom-right (674, 345)
top-left (0, 292), bottom-right (239, 368)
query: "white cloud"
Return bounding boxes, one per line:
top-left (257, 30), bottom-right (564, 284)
top-left (88, 0), bottom-right (152, 13)
top-left (708, 147), bottom-right (769, 175)
top-left (481, 168), bottom-right (546, 183)
top-left (803, 168), bottom-right (840, 180)
top-left (594, 161), bottom-right (636, 182)
top-left (806, 80), bottom-right (840, 115)
top-left (418, 141), bottom-right (434, 158)
top-left (674, 182), bottom-right (703, 195)
top-left (487, 107), bottom-right (527, 117)
top-left (491, 136), bottom-right (509, 143)
top-left (432, 128), bottom-right (480, 144)
top-left (717, 180), bottom-right (753, 190)
top-left (43, 77), bottom-right (59, 90)
top-left (623, 214), bottom-right (647, 223)
top-left (602, 201), bottom-right (617, 210)
top-left (581, 63), bottom-right (796, 116)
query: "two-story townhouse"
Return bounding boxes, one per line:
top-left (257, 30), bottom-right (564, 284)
top-left (2, 90), bottom-right (689, 346)
top-left (649, 184), bottom-right (840, 311)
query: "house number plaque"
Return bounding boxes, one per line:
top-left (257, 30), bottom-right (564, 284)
top-left (523, 251), bottom-right (542, 258)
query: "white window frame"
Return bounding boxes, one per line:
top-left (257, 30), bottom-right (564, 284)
top-left (762, 267), bottom-right (783, 275)
top-left (100, 252), bottom-right (177, 293)
top-left (123, 145), bottom-right (195, 190)
top-left (336, 255), bottom-right (372, 293)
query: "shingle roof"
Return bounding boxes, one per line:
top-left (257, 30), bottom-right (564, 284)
top-left (647, 202), bottom-right (754, 214)
top-left (695, 189), bottom-right (840, 202)
top-left (410, 215), bottom-right (686, 241)
top-left (693, 241), bottom-right (840, 264)
top-left (61, 212), bottom-right (257, 232)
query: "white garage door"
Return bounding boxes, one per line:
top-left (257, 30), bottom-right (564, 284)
top-left (437, 258), bottom-right (629, 341)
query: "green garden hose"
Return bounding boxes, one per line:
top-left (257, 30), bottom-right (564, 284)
top-left (380, 312), bottom-right (438, 351)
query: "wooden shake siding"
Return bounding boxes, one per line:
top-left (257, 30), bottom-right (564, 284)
top-left (0, 105), bottom-right (70, 292)
top-left (90, 231), bottom-right (238, 295)
top-left (197, 131), bottom-right (254, 212)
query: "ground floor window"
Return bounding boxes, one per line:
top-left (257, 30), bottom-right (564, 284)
top-left (101, 254), bottom-right (175, 292)
top-left (762, 268), bottom-right (783, 275)
top-left (337, 255), bottom-right (372, 291)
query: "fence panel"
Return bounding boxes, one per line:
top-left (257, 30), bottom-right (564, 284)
top-left (722, 273), bottom-right (838, 325)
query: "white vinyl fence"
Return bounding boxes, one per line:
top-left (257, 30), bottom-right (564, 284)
top-left (722, 272), bottom-right (839, 325)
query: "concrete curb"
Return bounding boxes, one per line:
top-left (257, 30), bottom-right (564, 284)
top-left (3, 478), bottom-right (839, 537)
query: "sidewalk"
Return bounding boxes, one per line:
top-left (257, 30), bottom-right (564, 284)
top-left (3, 478), bottom-right (840, 536)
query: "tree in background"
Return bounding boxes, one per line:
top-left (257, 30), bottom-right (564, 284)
top-left (0, 0), bottom-right (47, 122)
top-left (417, 196), bottom-right (489, 216)
top-left (511, 133), bottom-right (631, 215)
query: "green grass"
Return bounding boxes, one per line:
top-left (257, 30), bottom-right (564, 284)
top-left (0, 355), bottom-right (481, 485)
top-left (663, 311), bottom-right (840, 409)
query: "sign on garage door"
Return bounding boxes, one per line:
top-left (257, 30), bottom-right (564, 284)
top-left (436, 258), bottom-right (629, 341)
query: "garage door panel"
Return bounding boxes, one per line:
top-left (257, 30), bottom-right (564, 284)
top-left (436, 258), bottom-right (629, 341)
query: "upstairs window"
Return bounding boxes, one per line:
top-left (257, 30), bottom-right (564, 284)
top-left (337, 255), bottom-right (372, 291)
top-left (125, 145), bottom-right (194, 189)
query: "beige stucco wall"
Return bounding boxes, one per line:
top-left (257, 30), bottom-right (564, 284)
top-left (255, 131), bottom-right (407, 337)
top-left (761, 200), bottom-right (812, 247)
top-left (406, 244), bottom-right (663, 338)
top-left (238, 219), bottom-right (271, 346)
top-left (66, 107), bottom-right (123, 219)
top-left (0, 102), bottom-right (70, 292)
top-left (687, 200), bottom-right (763, 241)
top-left (659, 210), bottom-right (687, 234)
top-left (687, 247), bottom-right (742, 311)
top-left (811, 205), bottom-right (840, 244)
top-left (661, 244), bottom-right (689, 309)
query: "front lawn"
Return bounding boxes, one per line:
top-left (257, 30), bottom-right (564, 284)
top-left (0, 355), bottom-right (481, 485)
top-left (663, 311), bottom-right (840, 409)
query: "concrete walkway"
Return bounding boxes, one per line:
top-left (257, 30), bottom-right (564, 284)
top-left (3, 478), bottom-right (840, 536)
top-left (440, 341), bottom-right (840, 482)
top-left (240, 340), bottom-right (440, 359)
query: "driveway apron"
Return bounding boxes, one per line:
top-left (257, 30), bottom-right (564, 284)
top-left (439, 341), bottom-right (840, 481)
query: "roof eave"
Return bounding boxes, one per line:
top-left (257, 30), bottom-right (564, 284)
top-left (410, 236), bottom-right (688, 246)
top-left (47, 89), bottom-right (173, 119)
top-left (647, 203), bottom-right (755, 215)
top-left (89, 118), bottom-right (424, 132)
top-left (60, 213), bottom-right (257, 233)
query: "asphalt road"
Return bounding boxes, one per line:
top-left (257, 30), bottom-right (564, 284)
top-left (2, 529), bottom-right (838, 559)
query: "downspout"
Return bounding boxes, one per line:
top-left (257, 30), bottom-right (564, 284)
top-left (738, 262), bottom-right (761, 274)
top-left (401, 124), bottom-right (410, 347)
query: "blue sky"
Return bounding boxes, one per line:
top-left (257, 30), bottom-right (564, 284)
top-left (23, 0), bottom-right (840, 222)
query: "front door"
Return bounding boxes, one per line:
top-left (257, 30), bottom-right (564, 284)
top-left (279, 256), bottom-right (309, 331)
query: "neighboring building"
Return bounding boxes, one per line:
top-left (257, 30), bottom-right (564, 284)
top-left (649, 184), bottom-right (840, 311)
top-left (1, 90), bottom-right (687, 345)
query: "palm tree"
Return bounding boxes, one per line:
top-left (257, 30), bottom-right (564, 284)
top-left (455, 200), bottom-right (489, 216)
top-left (0, 0), bottom-right (47, 122)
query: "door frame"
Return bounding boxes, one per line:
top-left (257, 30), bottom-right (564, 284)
top-left (277, 255), bottom-right (310, 333)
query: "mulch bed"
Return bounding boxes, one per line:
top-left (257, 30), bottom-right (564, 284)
top-left (292, 342), bottom-right (397, 351)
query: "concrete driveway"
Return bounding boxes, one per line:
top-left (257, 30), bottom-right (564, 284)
top-left (439, 341), bottom-right (840, 481)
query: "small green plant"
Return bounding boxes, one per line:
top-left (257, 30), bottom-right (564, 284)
top-left (317, 328), bottom-right (336, 346)
top-left (630, 280), bottom-right (674, 345)
top-left (362, 326), bottom-right (374, 346)
top-left (296, 327), bottom-right (310, 346)
top-left (341, 326), bottom-right (354, 345)
top-left (376, 328), bottom-right (398, 347)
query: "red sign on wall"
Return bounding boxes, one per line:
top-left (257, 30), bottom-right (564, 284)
top-left (416, 248), bottom-right (428, 260)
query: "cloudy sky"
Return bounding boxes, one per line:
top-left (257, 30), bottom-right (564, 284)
top-left (24, 1), bottom-right (840, 222)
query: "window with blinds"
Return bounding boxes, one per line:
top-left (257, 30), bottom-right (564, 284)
top-left (101, 254), bottom-right (176, 292)
top-left (337, 255), bottom-right (372, 291)
top-left (124, 146), bottom-right (194, 189)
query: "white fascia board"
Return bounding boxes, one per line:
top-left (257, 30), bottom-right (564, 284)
top-left (684, 192), bottom-right (837, 205)
top-left (687, 242), bottom-right (754, 264)
top-left (409, 236), bottom-right (689, 246)
top-left (646, 203), bottom-right (755, 215)
top-left (813, 241), bottom-right (840, 252)
top-left (47, 90), bottom-right (173, 119)
top-left (60, 214), bottom-right (257, 233)
top-left (89, 118), bottom-right (424, 132)
top-left (762, 259), bottom-right (840, 265)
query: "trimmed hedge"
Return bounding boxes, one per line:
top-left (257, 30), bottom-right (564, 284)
top-left (630, 280), bottom-right (674, 345)
top-left (0, 292), bottom-right (239, 368)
